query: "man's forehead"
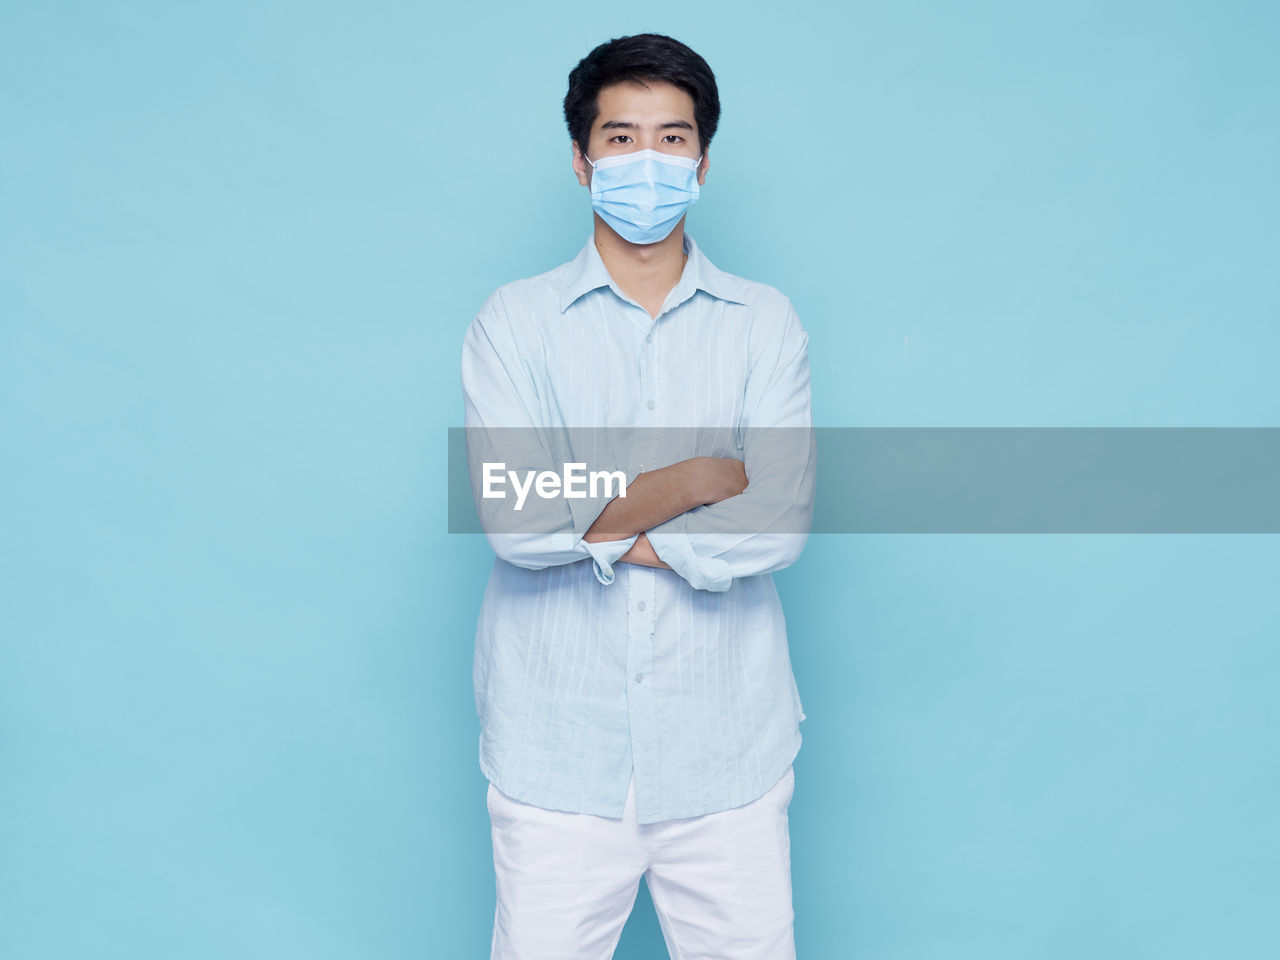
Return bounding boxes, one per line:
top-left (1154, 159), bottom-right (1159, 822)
top-left (595, 80), bottom-right (694, 118)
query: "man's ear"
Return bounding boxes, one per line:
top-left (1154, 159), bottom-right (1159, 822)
top-left (697, 146), bottom-right (710, 186)
top-left (572, 141), bottom-right (591, 187)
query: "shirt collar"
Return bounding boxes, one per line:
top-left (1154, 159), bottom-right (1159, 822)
top-left (557, 232), bottom-right (752, 314)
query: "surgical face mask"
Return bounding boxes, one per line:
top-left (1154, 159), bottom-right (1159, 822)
top-left (584, 148), bottom-right (703, 245)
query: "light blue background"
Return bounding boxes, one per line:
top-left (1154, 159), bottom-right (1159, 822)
top-left (2, 1), bottom-right (1277, 957)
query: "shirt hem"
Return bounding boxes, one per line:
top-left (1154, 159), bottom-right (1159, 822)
top-left (633, 731), bottom-right (803, 825)
top-left (479, 752), bottom-right (629, 820)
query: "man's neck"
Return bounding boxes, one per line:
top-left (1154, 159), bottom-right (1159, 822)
top-left (592, 216), bottom-right (689, 317)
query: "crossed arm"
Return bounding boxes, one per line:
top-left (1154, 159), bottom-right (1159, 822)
top-left (582, 456), bottom-right (749, 569)
top-left (462, 287), bottom-right (813, 591)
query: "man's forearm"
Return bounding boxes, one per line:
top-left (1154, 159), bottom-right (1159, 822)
top-left (584, 456), bottom-right (748, 570)
top-left (582, 459), bottom-right (705, 543)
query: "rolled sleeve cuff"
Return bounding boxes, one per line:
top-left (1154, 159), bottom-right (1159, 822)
top-left (585, 534), bottom-right (639, 584)
top-left (556, 483), bottom-right (636, 585)
top-left (646, 528), bottom-right (733, 592)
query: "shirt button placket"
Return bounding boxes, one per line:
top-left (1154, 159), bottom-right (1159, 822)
top-left (628, 307), bottom-right (660, 818)
top-left (641, 320), bottom-right (657, 421)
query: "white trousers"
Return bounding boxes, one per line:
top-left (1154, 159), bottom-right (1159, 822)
top-left (487, 765), bottom-right (796, 960)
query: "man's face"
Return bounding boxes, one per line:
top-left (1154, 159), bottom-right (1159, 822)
top-left (572, 80), bottom-right (709, 188)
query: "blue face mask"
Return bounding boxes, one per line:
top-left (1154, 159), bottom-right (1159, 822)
top-left (585, 148), bottom-right (703, 245)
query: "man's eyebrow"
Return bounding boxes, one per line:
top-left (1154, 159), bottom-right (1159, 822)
top-left (599, 119), bottom-right (695, 131)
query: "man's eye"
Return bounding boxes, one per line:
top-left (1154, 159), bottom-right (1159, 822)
top-left (663, 135), bottom-right (683, 143)
top-left (610, 135), bottom-right (632, 143)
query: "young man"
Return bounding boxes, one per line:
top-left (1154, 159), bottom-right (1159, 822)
top-left (461, 33), bottom-right (815, 960)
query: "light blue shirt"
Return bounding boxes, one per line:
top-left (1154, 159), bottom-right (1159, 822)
top-left (460, 232), bottom-right (814, 824)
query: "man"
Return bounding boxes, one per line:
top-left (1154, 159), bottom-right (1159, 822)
top-left (461, 33), bottom-right (815, 960)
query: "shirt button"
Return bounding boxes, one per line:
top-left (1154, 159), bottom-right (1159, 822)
top-left (646, 399), bottom-right (655, 410)
top-left (637, 601), bottom-right (646, 611)
top-left (635, 673), bottom-right (644, 684)
top-left (645, 332), bottom-right (653, 343)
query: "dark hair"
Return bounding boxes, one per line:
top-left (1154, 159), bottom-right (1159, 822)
top-left (563, 34), bottom-right (720, 159)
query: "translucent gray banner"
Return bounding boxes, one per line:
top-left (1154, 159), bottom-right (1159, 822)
top-left (448, 427), bottom-right (1280, 534)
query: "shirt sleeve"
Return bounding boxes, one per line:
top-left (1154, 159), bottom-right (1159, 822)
top-left (645, 295), bottom-right (815, 592)
top-left (461, 289), bottom-right (637, 585)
